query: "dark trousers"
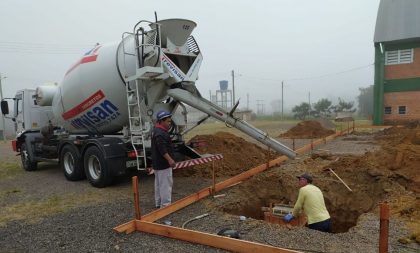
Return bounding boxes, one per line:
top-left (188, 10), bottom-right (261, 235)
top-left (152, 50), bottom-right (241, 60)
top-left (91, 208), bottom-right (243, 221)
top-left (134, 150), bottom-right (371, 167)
top-left (308, 218), bottom-right (332, 233)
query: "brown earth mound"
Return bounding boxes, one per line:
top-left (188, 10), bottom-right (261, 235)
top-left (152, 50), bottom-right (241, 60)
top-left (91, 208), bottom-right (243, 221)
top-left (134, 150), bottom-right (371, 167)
top-left (279, 120), bottom-right (335, 139)
top-left (210, 126), bottom-right (419, 237)
top-left (176, 132), bottom-right (275, 178)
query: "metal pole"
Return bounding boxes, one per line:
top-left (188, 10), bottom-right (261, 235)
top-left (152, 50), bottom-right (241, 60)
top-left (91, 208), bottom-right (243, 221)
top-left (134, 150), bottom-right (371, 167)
top-left (281, 81), bottom-right (284, 120)
top-left (0, 74), bottom-right (6, 141)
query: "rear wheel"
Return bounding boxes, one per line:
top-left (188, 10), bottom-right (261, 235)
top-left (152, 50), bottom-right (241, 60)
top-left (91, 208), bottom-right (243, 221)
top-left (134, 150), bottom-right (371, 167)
top-left (60, 144), bottom-right (85, 181)
top-left (20, 143), bottom-right (37, 171)
top-left (84, 146), bottom-right (114, 188)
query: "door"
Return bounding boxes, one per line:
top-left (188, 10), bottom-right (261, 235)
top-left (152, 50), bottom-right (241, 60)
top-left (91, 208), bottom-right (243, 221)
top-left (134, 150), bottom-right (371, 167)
top-left (14, 92), bottom-right (24, 132)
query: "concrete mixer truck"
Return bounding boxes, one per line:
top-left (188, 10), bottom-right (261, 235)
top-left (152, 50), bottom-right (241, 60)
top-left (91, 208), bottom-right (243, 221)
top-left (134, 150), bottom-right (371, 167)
top-left (1, 18), bottom-right (296, 187)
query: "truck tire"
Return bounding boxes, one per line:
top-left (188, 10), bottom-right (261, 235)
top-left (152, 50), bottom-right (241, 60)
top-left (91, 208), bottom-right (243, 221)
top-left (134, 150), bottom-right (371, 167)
top-left (60, 144), bottom-right (85, 181)
top-left (20, 143), bottom-right (37, 171)
top-left (84, 146), bottom-right (114, 188)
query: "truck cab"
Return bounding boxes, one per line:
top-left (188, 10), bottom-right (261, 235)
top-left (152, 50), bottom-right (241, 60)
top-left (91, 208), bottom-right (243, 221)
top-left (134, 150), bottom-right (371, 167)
top-left (2, 89), bottom-right (53, 133)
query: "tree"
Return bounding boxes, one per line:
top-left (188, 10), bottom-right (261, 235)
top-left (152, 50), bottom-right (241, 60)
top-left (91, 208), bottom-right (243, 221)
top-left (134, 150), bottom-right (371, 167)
top-left (335, 97), bottom-right (355, 112)
top-left (357, 85), bottom-right (373, 118)
top-left (292, 102), bottom-right (310, 120)
top-left (313, 98), bottom-right (332, 117)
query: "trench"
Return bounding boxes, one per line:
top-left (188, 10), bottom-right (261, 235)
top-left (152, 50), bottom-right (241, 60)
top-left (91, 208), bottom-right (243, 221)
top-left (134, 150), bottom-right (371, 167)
top-left (220, 171), bottom-right (385, 233)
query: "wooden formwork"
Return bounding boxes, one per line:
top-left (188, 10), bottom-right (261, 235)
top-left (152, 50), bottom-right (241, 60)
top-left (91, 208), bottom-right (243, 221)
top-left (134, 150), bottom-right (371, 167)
top-left (114, 124), bottom-right (384, 252)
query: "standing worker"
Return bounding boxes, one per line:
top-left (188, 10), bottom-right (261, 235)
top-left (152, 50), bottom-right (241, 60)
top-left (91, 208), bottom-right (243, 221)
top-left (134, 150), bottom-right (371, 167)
top-left (284, 173), bottom-right (332, 232)
top-left (151, 110), bottom-right (176, 209)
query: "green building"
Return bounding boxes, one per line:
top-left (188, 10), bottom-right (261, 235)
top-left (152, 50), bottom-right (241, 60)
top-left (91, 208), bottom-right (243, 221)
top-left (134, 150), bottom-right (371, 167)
top-left (373, 0), bottom-right (420, 125)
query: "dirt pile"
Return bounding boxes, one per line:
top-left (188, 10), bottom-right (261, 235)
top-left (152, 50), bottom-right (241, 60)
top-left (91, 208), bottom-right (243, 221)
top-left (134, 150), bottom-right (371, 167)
top-left (279, 120), bottom-right (335, 139)
top-left (210, 126), bottom-right (420, 237)
top-left (176, 132), bottom-right (275, 178)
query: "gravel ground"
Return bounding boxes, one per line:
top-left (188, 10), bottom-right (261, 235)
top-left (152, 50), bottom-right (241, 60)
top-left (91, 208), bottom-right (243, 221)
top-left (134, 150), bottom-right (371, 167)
top-left (0, 134), bottom-right (419, 253)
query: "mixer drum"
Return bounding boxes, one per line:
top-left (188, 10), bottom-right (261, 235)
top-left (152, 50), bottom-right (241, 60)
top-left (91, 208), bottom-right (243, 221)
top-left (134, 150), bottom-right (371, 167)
top-left (51, 39), bottom-right (136, 134)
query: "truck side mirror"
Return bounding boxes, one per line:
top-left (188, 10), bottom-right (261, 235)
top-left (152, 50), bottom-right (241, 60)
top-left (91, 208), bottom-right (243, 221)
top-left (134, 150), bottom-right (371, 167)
top-left (1, 100), bottom-right (9, 115)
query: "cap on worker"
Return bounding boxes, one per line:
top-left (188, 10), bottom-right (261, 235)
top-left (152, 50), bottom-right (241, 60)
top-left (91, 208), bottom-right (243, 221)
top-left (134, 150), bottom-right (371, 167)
top-left (156, 110), bottom-right (172, 121)
top-left (297, 173), bottom-right (313, 183)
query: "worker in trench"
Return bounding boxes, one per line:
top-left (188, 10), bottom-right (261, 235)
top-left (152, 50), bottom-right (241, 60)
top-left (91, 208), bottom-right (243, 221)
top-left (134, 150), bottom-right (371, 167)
top-left (284, 173), bottom-right (332, 232)
top-left (151, 110), bottom-right (176, 209)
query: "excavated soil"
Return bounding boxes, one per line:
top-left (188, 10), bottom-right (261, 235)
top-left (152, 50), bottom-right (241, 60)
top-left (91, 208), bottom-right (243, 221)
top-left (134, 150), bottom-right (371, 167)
top-left (279, 120), bottom-right (335, 139)
top-left (189, 125), bottom-right (419, 242)
top-left (176, 132), bottom-right (276, 178)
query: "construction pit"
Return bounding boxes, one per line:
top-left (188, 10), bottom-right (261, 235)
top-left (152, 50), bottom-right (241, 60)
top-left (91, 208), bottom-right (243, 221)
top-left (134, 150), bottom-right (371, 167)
top-left (2, 120), bottom-right (418, 252)
top-left (176, 121), bottom-right (420, 240)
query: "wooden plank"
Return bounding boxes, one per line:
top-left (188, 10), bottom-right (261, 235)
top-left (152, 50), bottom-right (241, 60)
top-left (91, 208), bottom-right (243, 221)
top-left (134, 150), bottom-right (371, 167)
top-left (215, 163), bottom-right (267, 191)
top-left (113, 220), bottom-right (136, 234)
top-left (142, 187), bottom-right (212, 222)
top-left (136, 220), bottom-right (301, 253)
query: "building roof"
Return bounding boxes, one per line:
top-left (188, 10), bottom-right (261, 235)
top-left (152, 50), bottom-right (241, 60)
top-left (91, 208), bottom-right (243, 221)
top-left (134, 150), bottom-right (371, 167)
top-left (374, 0), bottom-right (420, 43)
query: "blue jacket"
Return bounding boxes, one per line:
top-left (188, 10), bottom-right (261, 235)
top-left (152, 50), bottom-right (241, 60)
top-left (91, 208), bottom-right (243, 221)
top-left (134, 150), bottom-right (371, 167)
top-left (151, 125), bottom-right (174, 170)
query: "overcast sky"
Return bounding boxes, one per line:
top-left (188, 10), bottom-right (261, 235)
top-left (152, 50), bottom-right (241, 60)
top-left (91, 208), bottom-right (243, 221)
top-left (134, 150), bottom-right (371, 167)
top-left (0, 0), bottom-right (380, 113)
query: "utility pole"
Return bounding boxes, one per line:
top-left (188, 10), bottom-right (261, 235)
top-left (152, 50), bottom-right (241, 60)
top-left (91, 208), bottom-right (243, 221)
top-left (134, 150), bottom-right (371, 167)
top-left (246, 93), bottom-right (249, 110)
top-left (0, 73), bottom-right (6, 141)
top-left (257, 100), bottom-right (265, 115)
top-left (231, 70), bottom-right (235, 105)
top-left (281, 81), bottom-right (284, 120)
top-left (308, 91), bottom-right (311, 118)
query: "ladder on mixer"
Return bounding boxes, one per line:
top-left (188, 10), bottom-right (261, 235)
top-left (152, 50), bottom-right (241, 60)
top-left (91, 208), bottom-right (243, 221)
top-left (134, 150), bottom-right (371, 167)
top-left (122, 21), bottom-right (163, 170)
top-left (126, 80), bottom-right (147, 170)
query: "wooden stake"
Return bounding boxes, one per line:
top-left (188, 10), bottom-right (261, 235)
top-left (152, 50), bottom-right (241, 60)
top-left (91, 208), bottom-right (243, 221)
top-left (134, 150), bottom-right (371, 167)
top-left (328, 168), bottom-right (352, 192)
top-left (132, 176), bottom-right (141, 220)
top-left (379, 202), bottom-right (389, 253)
top-left (212, 160), bottom-right (216, 195)
top-left (292, 138), bottom-right (295, 151)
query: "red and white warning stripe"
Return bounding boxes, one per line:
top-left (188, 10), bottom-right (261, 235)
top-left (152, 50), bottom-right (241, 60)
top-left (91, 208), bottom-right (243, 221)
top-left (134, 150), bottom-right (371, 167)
top-left (147, 154), bottom-right (223, 175)
top-left (174, 154), bottom-right (223, 169)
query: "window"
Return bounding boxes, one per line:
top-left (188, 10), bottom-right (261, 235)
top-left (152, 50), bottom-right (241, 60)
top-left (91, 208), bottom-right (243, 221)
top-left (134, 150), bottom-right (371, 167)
top-left (384, 106), bottom-right (392, 114)
top-left (15, 93), bottom-right (23, 114)
top-left (385, 49), bottom-right (414, 65)
top-left (398, 106), bottom-right (406, 115)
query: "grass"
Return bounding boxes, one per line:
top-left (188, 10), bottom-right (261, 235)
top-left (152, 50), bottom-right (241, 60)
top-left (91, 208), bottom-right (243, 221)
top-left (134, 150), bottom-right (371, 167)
top-left (0, 189), bottom-right (129, 226)
top-left (0, 162), bottom-right (23, 180)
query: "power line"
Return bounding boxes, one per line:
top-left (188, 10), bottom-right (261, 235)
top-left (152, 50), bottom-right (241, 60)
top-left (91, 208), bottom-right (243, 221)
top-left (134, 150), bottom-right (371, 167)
top-left (0, 41), bottom-right (96, 55)
top-left (237, 63), bottom-right (374, 83)
top-left (0, 41), bottom-right (92, 48)
top-left (0, 49), bottom-right (85, 55)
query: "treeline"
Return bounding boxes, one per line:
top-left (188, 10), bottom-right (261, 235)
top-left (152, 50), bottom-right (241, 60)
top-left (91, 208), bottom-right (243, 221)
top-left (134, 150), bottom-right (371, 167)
top-left (291, 85), bottom-right (373, 120)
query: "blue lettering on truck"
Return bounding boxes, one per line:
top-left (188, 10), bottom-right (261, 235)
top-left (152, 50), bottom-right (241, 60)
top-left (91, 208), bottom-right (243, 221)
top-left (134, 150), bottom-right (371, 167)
top-left (70, 100), bottom-right (120, 129)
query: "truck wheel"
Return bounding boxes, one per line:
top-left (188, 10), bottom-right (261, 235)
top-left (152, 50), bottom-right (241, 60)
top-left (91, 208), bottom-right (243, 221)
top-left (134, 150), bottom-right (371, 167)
top-left (20, 143), bottom-right (37, 171)
top-left (60, 144), bottom-right (85, 181)
top-left (84, 146), bottom-right (114, 188)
